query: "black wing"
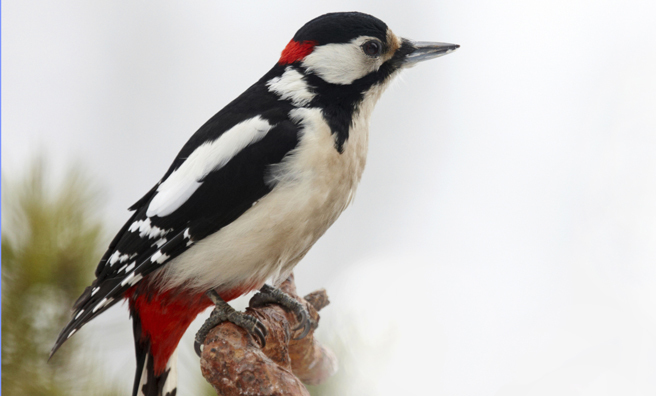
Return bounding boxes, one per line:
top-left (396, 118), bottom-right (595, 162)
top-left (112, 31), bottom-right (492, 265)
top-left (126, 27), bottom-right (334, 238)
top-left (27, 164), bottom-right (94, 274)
top-left (51, 76), bottom-right (300, 356)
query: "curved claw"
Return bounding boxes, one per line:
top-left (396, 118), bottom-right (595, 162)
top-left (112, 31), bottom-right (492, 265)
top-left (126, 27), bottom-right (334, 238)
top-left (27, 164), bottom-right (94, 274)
top-left (194, 340), bottom-right (203, 357)
top-left (251, 285), bottom-right (315, 341)
top-left (239, 313), bottom-right (267, 347)
top-left (291, 309), bottom-right (308, 331)
top-left (194, 294), bottom-right (269, 357)
top-left (292, 310), bottom-right (313, 340)
top-left (195, 314), bottom-right (267, 355)
top-left (256, 318), bottom-right (268, 337)
top-left (252, 319), bottom-right (268, 348)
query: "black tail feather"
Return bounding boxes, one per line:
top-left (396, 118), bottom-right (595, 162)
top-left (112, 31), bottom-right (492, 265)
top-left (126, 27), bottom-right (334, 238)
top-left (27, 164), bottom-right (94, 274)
top-left (131, 310), bottom-right (178, 396)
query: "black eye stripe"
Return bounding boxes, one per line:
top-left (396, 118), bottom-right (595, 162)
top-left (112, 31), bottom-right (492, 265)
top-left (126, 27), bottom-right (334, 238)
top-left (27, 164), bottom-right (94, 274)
top-left (362, 40), bottom-right (382, 57)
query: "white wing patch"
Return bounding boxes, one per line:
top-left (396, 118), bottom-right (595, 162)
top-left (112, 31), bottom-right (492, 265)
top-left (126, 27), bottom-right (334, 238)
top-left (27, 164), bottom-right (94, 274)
top-left (128, 218), bottom-right (171, 239)
top-left (108, 251), bottom-right (137, 266)
top-left (146, 116), bottom-right (274, 217)
top-left (150, 250), bottom-right (170, 264)
top-left (154, 238), bottom-right (167, 248)
top-left (123, 262), bottom-right (136, 273)
top-left (267, 67), bottom-right (316, 107)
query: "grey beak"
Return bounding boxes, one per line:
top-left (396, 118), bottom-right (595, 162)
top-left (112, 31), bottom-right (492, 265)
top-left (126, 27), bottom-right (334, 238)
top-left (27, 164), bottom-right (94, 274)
top-left (403, 41), bottom-right (459, 66)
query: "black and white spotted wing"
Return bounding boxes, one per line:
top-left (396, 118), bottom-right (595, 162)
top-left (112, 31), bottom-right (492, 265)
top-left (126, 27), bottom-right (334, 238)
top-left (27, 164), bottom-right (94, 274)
top-left (51, 74), bottom-right (301, 357)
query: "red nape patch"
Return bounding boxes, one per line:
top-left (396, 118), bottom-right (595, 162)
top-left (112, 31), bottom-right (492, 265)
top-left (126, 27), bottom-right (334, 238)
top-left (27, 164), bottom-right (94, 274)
top-left (278, 39), bottom-right (317, 65)
top-left (126, 283), bottom-right (262, 375)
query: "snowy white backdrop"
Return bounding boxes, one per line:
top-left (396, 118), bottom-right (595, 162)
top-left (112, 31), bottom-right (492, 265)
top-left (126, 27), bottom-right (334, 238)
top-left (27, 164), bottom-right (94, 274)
top-left (3, 1), bottom-right (656, 394)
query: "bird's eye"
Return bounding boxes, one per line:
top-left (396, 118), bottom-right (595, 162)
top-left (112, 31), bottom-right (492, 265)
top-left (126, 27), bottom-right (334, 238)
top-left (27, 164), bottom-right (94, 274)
top-left (362, 40), bottom-right (382, 57)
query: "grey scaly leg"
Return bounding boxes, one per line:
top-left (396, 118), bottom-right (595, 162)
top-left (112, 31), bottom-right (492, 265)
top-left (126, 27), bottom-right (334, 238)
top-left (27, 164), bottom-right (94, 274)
top-left (194, 290), bottom-right (267, 357)
top-left (249, 284), bottom-right (315, 340)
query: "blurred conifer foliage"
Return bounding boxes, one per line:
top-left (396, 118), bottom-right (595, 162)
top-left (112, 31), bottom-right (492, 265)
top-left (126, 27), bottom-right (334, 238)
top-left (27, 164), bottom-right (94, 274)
top-left (1, 159), bottom-right (119, 395)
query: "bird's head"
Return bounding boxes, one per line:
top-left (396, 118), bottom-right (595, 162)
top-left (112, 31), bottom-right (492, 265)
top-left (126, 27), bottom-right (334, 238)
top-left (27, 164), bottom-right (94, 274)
top-left (277, 12), bottom-right (458, 87)
top-left (263, 12), bottom-right (458, 152)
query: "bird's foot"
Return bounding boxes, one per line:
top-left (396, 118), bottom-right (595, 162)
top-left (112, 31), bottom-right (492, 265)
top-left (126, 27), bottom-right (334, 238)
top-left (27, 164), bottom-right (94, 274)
top-left (249, 284), bottom-right (315, 340)
top-left (194, 290), bottom-right (267, 357)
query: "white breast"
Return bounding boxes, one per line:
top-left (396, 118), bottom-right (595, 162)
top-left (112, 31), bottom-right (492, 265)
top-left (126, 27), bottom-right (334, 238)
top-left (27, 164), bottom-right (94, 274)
top-left (155, 105), bottom-right (372, 294)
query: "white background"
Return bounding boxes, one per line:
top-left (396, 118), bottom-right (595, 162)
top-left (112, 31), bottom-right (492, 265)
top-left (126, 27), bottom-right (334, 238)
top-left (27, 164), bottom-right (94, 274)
top-left (3, 1), bottom-right (656, 394)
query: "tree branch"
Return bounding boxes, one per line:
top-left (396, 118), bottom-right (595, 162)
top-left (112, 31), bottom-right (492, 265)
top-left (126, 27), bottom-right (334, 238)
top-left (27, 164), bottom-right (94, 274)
top-left (200, 274), bottom-right (337, 395)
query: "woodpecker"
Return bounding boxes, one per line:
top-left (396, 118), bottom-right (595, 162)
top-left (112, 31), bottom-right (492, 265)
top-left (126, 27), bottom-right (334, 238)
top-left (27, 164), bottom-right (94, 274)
top-left (51, 12), bottom-right (458, 396)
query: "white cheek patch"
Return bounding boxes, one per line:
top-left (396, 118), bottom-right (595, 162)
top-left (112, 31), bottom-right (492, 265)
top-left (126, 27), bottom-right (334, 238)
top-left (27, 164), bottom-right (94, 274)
top-left (267, 67), bottom-right (316, 107)
top-left (301, 37), bottom-right (382, 85)
top-left (147, 116), bottom-right (274, 217)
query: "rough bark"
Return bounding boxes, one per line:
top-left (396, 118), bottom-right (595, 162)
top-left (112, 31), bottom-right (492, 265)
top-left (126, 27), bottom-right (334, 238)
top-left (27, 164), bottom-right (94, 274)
top-left (200, 274), bottom-right (337, 396)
